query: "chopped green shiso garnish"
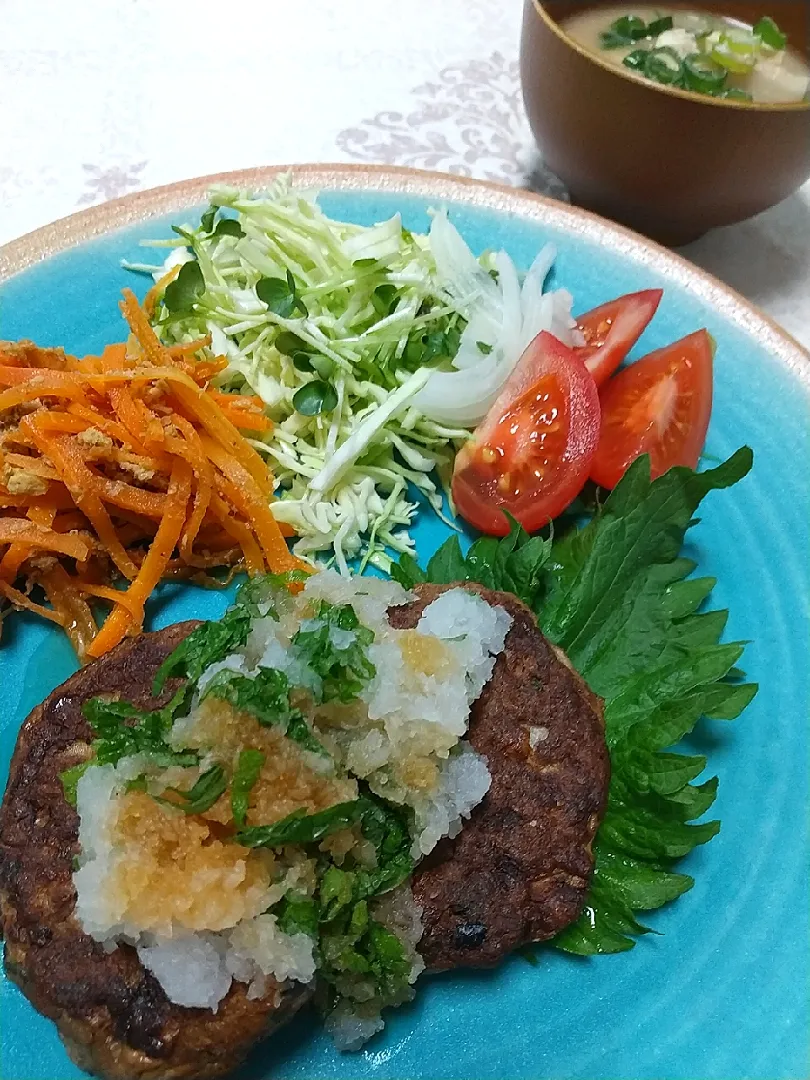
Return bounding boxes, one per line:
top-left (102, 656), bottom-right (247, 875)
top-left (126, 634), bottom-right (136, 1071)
top-left (271, 792), bottom-right (416, 1017)
top-left (230, 748), bottom-right (265, 827)
top-left (393, 447), bottom-right (757, 953)
top-left (68, 574), bottom-right (417, 1020)
top-left (292, 600), bottom-right (376, 704)
top-left (155, 765), bottom-right (227, 815)
top-left (203, 666), bottom-right (328, 756)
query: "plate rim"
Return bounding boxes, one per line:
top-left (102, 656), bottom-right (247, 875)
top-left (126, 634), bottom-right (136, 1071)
top-left (1, 161), bottom-right (809, 393)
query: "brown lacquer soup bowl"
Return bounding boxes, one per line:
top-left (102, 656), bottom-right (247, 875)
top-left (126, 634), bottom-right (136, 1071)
top-left (520, 0), bottom-right (810, 245)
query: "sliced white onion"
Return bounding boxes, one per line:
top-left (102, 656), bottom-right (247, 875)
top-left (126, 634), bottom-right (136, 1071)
top-left (412, 354), bottom-right (516, 428)
top-left (415, 230), bottom-right (577, 427)
top-left (547, 288), bottom-right (579, 346)
top-left (495, 250), bottom-right (523, 366)
top-left (428, 211), bottom-right (501, 319)
top-left (448, 308), bottom-right (504, 371)
top-left (519, 244), bottom-right (557, 348)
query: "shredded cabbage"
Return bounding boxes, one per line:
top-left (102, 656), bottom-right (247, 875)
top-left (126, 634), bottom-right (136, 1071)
top-left (130, 175), bottom-right (575, 570)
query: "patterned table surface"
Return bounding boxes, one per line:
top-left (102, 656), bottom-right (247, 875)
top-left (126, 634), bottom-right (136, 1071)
top-left (2, 0), bottom-right (809, 348)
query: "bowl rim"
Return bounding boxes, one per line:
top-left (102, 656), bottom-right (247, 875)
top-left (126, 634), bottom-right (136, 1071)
top-left (530, 0), bottom-right (810, 112)
top-left (0, 162), bottom-right (808, 392)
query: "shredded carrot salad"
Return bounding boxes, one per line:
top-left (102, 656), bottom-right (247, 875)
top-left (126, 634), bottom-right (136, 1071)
top-left (0, 288), bottom-right (304, 660)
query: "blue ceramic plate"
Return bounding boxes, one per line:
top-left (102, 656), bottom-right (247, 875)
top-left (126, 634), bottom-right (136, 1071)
top-left (1, 166), bottom-right (808, 1080)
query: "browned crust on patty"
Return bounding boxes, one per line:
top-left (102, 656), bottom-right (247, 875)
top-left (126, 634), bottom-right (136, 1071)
top-left (0, 623), bottom-right (311, 1080)
top-left (391, 584), bottom-right (610, 971)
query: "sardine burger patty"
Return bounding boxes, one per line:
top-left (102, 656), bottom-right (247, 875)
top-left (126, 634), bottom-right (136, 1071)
top-left (391, 585), bottom-right (610, 971)
top-left (0, 585), bottom-right (609, 1077)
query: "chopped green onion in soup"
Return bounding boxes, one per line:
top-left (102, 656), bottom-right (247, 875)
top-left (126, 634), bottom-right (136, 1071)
top-left (563, 5), bottom-right (810, 104)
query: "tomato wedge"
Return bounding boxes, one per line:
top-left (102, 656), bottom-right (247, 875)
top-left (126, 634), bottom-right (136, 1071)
top-left (451, 331), bottom-right (601, 536)
top-left (576, 289), bottom-right (663, 387)
top-left (590, 329), bottom-right (713, 490)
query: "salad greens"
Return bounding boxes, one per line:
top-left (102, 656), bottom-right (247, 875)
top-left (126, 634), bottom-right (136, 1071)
top-left (393, 447), bottom-right (757, 953)
top-left (163, 260), bottom-right (205, 313)
top-left (129, 175), bottom-right (577, 571)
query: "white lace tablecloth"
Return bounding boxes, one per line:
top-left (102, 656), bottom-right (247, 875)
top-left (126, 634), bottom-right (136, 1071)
top-left (3, 0), bottom-right (809, 349)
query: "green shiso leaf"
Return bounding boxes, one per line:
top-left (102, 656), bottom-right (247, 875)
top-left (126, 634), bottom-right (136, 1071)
top-left (152, 604), bottom-right (253, 696)
top-left (81, 688), bottom-right (199, 769)
top-left (399, 448), bottom-right (757, 954)
top-left (292, 600), bottom-right (376, 704)
top-left (157, 764), bottom-right (227, 815)
top-left (203, 666), bottom-right (328, 757)
top-left (235, 800), bottom-right (365, 848)
top-left (230, 748), bottom-right (266, 828)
